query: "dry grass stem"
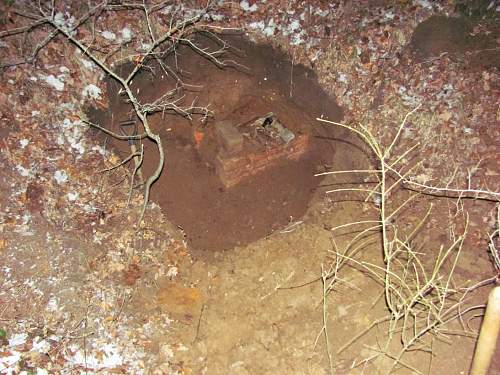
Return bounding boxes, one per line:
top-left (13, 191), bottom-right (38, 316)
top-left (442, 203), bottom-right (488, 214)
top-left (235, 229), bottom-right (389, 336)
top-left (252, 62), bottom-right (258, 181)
top-left (314, 106), bottom-right (499, 373)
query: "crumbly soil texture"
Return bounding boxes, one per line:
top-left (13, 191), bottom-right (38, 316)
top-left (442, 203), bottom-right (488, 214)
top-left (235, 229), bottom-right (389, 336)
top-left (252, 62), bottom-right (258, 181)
top-left (1, 1), bottom-right (499, 375)
top-left (89, 34), bottom-right (345, 253)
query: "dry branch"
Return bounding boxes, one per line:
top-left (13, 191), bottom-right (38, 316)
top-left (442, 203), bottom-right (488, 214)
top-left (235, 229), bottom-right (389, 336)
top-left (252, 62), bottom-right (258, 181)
top-left (315, 107), bottom-right (500, 373)
top-left (0, 1), bottom-right (239, 224)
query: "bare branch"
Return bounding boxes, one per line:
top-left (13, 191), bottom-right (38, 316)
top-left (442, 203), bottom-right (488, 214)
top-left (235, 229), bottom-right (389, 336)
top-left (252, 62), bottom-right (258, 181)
top-left (402, 180), bottom-right (500, 202)
top-left (0, 2), bottom-right (106, 68)
top-left (98, 149), bottom-right (142, 174)
top-left (83, 119), bottom-right (148, 141)
top-left (0, 18), bottom-right (48, 38)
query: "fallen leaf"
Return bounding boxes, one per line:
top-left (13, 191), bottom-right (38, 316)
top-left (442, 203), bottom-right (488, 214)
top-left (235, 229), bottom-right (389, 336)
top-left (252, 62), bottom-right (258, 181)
top-left (193, 130), bottom-right (204, 147)
top-left (123, 263), bottom-right (142, 286)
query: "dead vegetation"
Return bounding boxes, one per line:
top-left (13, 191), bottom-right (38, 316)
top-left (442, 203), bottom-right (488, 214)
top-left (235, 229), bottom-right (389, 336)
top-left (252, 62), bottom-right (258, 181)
top-left (2, 0), bottom-right (241, 224)
top-left (1, 0), bottom-right (499, 374)
top-left (316, 109), bottom-right (500, 374)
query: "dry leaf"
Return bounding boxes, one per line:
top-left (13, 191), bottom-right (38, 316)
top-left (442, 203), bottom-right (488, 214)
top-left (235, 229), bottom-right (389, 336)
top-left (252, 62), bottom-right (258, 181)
top-left (439, 111), bottom-right (452, 122)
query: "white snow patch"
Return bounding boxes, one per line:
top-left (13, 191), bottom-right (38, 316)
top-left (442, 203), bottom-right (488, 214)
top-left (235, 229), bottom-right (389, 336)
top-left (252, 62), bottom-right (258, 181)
top-left (67, 192), bottom-right (79, 201)
top-left (53, 12), bottom-right (76, 36)
top-left (82, 84), bottom-right (102, 100)
top-left (337, 73), bottom-right (348, 84)
top-left (101, 30), bottom-right (117, 41)
top-left (66, 343), bottom-right (124, 370)
top-left (0, 351), bottom-right (21, 374)
top-left (414, 0), bottom-right (433, 9)
top-left (84, 204), bottom-right (97, 213)
top-left (80, 57), bottom-right (95, 70)
top-left (42, 74), bottom-right (64, 91)
top-left (398, 85), bottom-right (420, 106)
top-left (31, 337), bottom-right (51, 354)
top-left (53, 12), bottom-right (65, 26)
top-left (240, 0), bottom-right (258, 12)
top-left (92, 145), bottom-right (107, 156)
top-left (208, 13), bottom-right (225, 21)
top-left (46, 296), bottom-right (58, 312)
top-left (291, 30), bottom-right (305, 45)
top-left (263, 19), bottom-right (276, 37)
top-left (9, 333), bottom-right (28, 346)
top-left (16, 165), bottom-right (31, 177)
top-left (249, 21), bottom-right (265, 30)
top-left (381, 10), bottom-right (395, 22)
top-left (22, 213), bottom-right (31, 225)
top-left (140, 42), bottom-right (152, 51)
top-left (48, 334), bottom-right (60, 342)
top-left (57, 133), bottom-right (65, 146)
top-left (160, 4), bottom-right (174, 14)
top-left (248, 19), bottom-right (276, 37)
top-left (31, 110), bottom-right (40, 116)
top-left (60, 118), bottom-right (87, 155)
top-left (179, 7), bottom-right (203, 19)
top-left (314, 8), bottom-right (329, 17)
top-left (121, 27), bottom-right (133, 42)
top-left (59, 66), bottom-right (70, 74)
top-left (60, 102), bottom-right (76, 111)
top-left (285, 19), bottom-right (301, 34)
top-left (13, 224), bottom-right (34, 236)
top-left (19, 139), bottom-right (29, 148)
top-left (160, 343), bottom-right (174, 359)
top-left (54, 170), bottom-right (68, 184)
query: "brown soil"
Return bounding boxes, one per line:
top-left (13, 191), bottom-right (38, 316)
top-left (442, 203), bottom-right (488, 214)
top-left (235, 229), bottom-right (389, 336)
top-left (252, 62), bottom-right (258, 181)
top-left (89, 35), bottom-right (348, 253)
top-left (408, 15), bottom-right (500, 70)
top-left (2, 3), bottom-right (499, 374)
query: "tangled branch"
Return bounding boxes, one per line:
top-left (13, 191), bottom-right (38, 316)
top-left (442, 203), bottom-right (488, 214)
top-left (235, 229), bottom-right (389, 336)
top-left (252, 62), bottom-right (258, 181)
top-left (1, 1), bottom-right (239, 224)
top-left (315, 107), bottom-right (499, 373)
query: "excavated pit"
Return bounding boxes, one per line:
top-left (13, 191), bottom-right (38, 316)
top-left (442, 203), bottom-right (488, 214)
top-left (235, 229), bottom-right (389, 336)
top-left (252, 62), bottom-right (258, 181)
top-left (89, 35), bottom-right (347, 252)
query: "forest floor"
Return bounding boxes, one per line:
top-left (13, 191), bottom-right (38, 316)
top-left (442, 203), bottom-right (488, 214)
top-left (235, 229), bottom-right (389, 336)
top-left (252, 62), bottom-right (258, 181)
top-left (0, 1), bottom-right (499, 374)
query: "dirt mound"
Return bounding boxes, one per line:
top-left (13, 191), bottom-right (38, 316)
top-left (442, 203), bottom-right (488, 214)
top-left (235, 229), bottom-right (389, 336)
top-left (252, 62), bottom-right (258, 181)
top-left (408, 15), bottom-right (500, 70)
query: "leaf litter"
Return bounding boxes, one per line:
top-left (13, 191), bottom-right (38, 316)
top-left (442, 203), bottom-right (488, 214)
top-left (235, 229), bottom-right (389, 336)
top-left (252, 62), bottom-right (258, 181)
top-left (0, 0), bottom-right (499, 373)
